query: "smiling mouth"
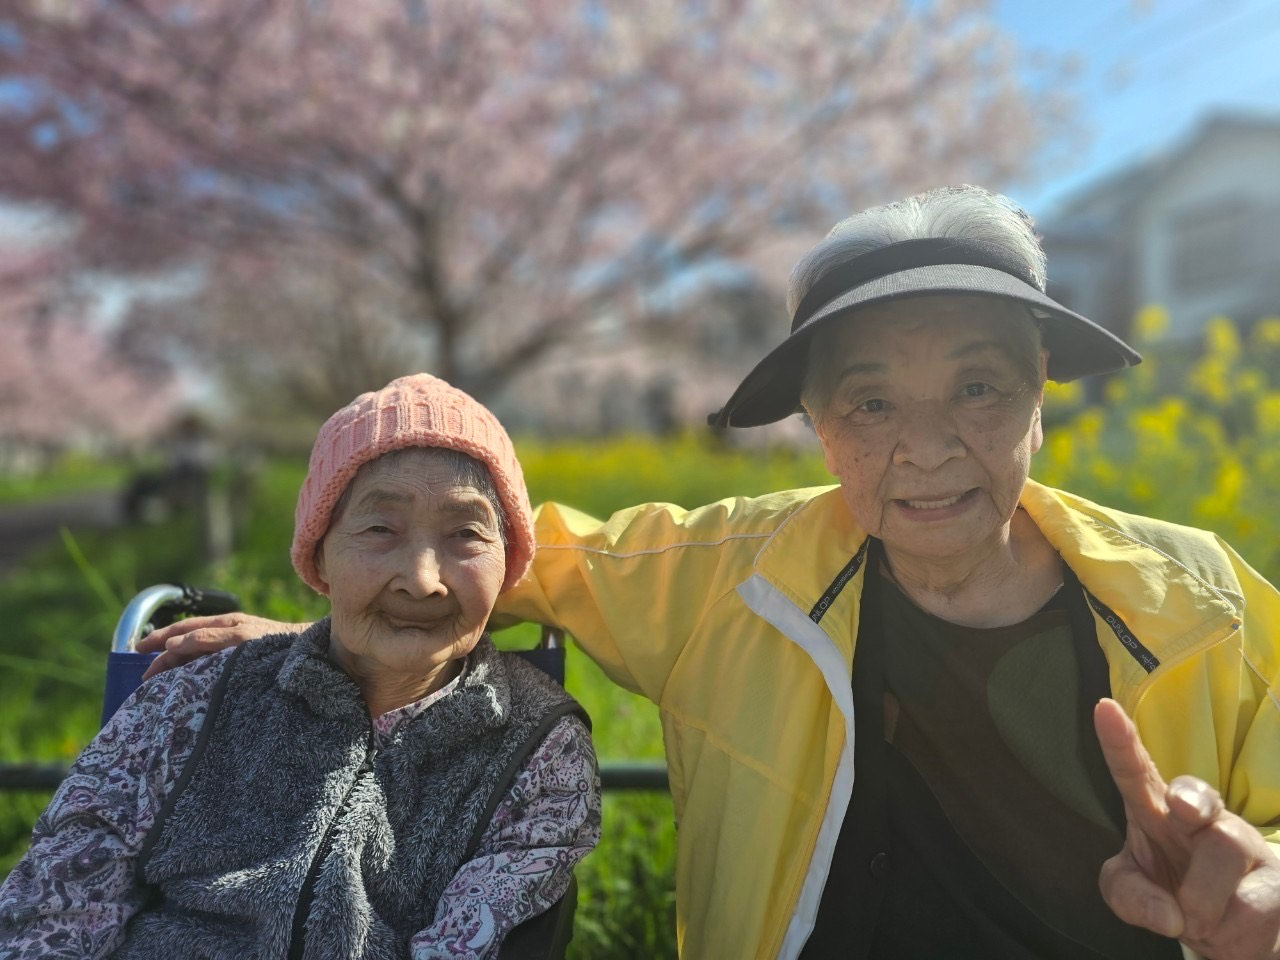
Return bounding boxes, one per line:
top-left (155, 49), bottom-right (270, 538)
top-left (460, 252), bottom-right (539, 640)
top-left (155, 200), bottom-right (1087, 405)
top-left (385, 613), bottom-right (453, 630)
top-left (897, 490), bottom-right (971, 510)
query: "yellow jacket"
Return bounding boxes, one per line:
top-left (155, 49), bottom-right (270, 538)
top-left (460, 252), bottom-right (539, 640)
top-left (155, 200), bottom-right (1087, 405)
top-left (497, 479), bottom-right (1280, 960)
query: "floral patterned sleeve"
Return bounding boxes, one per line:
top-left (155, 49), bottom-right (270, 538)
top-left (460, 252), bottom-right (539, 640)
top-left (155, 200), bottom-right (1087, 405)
top-left (0, 650), bottom-right (229, 959)
top-left (411, 714), bottom-right (602, 960)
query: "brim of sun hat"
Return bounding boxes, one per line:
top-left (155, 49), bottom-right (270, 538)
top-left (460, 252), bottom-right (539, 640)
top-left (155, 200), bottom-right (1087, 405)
top-left (711, 262), bottom-right (1142, 428)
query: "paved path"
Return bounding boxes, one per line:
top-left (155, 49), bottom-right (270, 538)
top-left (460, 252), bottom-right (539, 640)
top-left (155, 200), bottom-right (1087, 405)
top-left (0, 490), bottom-right (121, 575)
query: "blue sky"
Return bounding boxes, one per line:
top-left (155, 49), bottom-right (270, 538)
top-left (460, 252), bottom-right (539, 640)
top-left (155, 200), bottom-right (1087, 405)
top-left (995, 0), bottom-right (1280, 219)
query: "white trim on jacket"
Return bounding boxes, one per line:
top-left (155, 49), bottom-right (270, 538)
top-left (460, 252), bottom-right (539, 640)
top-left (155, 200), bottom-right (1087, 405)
top-left (737, 574), bottom-right (856, 960)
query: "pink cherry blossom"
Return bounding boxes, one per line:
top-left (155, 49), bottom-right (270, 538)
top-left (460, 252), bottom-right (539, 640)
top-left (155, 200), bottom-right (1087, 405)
top-left (0, 0), bottom-right (1067, 405)
top-left (0, 244), bottom-right (178, 452)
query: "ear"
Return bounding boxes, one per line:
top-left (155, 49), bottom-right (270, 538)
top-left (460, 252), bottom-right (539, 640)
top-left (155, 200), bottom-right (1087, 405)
top-left (1030, 353), bottom-right (1047, 456)
top-left (314, 540), bottom-right (328, 586)
top-left (813, 418), bottom-right (842, 476)
top-left (1030, 402), bottom-right (1044, 455)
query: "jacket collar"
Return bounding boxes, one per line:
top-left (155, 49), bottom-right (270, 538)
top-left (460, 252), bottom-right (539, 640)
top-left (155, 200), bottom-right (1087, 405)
top-left (747, 481), bottom-right (1243, 693)
top-left (1019, 479), bottom-right (1242, 699)
top-left (749, 486), bottom-right (868, 666)
top-left (277, 618), bottom-right (369, 725)
top-left (276, 619), bottom-right (514, 755)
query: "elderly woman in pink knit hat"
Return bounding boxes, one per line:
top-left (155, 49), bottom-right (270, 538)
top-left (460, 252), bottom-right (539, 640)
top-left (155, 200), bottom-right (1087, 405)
top-left (0, 374), bottom-right (600, 960)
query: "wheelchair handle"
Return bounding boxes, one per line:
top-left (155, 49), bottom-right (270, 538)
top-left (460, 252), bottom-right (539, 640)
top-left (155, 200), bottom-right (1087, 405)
top-left (111, 584), bottom-right (242, 652)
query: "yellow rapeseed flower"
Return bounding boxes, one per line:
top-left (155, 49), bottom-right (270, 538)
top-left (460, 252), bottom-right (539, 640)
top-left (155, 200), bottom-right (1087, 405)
top-left (1130, 410), bottom-right (1170, 447)
top-left (1158, 395), bottom-right (1188, 424)
top-left (1130, 397), bottom-right (1186, 447)
top-left (1133, 305), bottom-right (1169, 343)
top-left (1251, 317), bottom-right (1280, 348)
top-left (1043, 380), bottom-right (1083, 412)
top-left (1203, 316), bottom-right (1241, 362)
top-left (1236, 369), bottom-right (1265, 397)
top-left (1043, 431), bottom-right (1075, 467)
top-left (1256, 393), bottom-right (1280, 436)
top-left (1219, 458), bottom-right (1244, 503)
top-left (1073, 408), bottom-right (1105, 447)
top-left (1189, 356), bottom-right (1232, 406)
top-left (1129, 477), bottom-right (1155, 503)
top-left (1090, 459), bottom-right (1119, 487)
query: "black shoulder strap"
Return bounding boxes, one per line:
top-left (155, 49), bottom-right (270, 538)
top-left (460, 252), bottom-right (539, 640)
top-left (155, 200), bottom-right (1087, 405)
top-left (461, 700), bottom-right (590, 864)
top-left (137, 643), bottom-right (248, 874)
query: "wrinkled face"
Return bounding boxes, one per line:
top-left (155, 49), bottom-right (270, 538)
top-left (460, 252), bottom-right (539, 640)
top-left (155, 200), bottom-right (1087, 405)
top-left (316, 448), bottom-right (506, 679)
top-left (809, 296), bottom-right (1046, 567)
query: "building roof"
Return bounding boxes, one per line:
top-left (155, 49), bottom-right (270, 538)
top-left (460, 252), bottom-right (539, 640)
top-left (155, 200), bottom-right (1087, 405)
top-left (1047, 111), bottom-right (1280, 234)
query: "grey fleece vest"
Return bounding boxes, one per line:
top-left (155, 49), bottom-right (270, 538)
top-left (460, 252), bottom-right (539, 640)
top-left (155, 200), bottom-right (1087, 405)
top-left (112, 620), bottom-right (585, 960)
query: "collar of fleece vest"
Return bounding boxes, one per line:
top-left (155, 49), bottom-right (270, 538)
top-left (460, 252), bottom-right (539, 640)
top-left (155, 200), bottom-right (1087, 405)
top-left (274, 618), bottom-right (513, 750)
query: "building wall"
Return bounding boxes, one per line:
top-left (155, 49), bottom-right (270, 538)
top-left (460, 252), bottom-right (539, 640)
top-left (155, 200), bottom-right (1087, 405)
top-left (1043, 231), bottom-right (1133, 339)
top-left (1136, 127), bottom-right (1280, 337)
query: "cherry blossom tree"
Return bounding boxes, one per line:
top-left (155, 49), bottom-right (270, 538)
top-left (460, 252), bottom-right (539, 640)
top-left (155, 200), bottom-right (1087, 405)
top-left (0, 245), bottom-right (177, 457)
top-left (0, 0), bottom-right (1070, 406)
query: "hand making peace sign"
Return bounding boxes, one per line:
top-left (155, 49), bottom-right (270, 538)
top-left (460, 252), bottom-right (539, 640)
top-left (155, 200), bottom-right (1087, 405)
top-left (1095, 698), bottom-right (1280, 959)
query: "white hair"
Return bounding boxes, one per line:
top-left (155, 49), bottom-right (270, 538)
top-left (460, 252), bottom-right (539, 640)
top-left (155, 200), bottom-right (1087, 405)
top-left (796, 185), bottom-right (1046, 420)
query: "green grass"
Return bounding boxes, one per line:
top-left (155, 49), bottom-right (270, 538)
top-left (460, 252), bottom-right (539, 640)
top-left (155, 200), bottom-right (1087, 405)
top-left (0, 454), bottom-right (128, 506)
top-left (0, 513), bottom-right (213, 874)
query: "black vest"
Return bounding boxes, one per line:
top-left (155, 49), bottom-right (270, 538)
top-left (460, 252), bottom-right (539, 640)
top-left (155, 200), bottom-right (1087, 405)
top-left (113, 620), bottom-right (585, 960)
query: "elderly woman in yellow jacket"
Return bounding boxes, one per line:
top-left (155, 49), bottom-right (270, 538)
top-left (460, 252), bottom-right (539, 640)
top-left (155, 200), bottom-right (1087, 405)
top-left (135, 185), bottom-right (1280, 960)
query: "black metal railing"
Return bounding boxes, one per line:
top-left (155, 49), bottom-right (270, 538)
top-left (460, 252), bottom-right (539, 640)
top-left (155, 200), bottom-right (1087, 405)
top-left (0, 765), bottom-right (64, 792)
top-left (0, 761), bottom-right (668, 793)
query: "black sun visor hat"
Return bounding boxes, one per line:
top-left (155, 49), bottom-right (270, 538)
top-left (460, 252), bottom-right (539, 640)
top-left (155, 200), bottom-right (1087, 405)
top-left (710, 237), bottom-right (1141, 428)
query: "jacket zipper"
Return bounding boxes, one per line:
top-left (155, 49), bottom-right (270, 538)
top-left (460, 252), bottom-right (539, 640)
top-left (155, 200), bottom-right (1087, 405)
top-left (286, 730), bottom-right (376, 960)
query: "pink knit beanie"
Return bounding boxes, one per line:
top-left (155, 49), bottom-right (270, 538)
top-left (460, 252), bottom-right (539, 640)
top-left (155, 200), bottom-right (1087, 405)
top-left (290, 373), bottom-right (534, 595)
